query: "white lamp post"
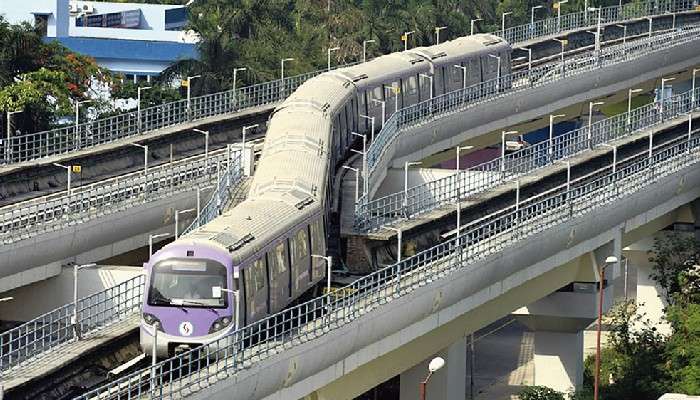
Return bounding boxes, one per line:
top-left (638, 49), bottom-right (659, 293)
top-left (130, 143), bottom-right (149, 174)
top-left (192, 128), bottom-right (210, 168)
top-left (53, 163), bottom-right (72, 194)
top-left (594, 256), bottom-right (618, 400)
top-left (342, 165), bottom-right (360, 203)
top-left (362, 39), bottom-right (376, 63)
top-left (185, 75), bottom-right (201, 120)
top-left (470, 18), bottom-right (482, 35)
top-left (456, 145), bottom-right (473, 238)
top-left (73, 263), bottom-right (97, 339)
top-left (371, 99), bottom-right (386, 128)
top-left (175, 208), bottom-right (196, 239)
top-left (600, 143), bottom-right (617, 174)
top-left (402, 31), bottom-right (415, 51)
top-left (232, 67), bottom-right (246, 108)
top-left (454, 65), bottom-right (468, 89)
top-left (419, 74), bottom-right (433, 99)
top-left (327, 47), bottom-right (340, 71)
top-left (149, 233), bottom-right (170, 256)
top-left (419, 357), bottom-right (446, 400)
top-left (280, 57), bottom-right (295, 96)
top-left (359, 114), bottom-right (376, 141)
top-left (404, 161), bottom-right (422, 208)
top-left (502, 12), bottom-right (512, 33)
top-left (553, 38), bottom-right (567, 67)
top-left (660, 77), bottom-right (675, 115)
top-left (556, 0), bottom-right (568, 31)
top-left (383, 226), bottom-right (403, 262)
top-left (627, 88), bottom-right (644, 126)
top-left (351, 132), bottom-right (368, 196)
top-left (212, 286), bottom-right (240, 330)
top-left (589, 7), bottom-right (602, 60)
top-left (196, 184), bottom-right (215, 226)
top-left (692, 68), bottom-right (699, 106)
top-left (384, 85), bottom-right (400, 115)
top-left (5, 110), bottom-right (22, 162)
top-left (501, 130), bottom-right (519, 173)
top-left (242, 124), bottom-right (258, 173)
top-left (136, 87), bottom-right (150, 133)
top-left (615, 24), bottom-right (627, 44)
top-left (646, 16), bottom-right (653, 37)
top-left (588, 101), bottom-right (605, 148)
top-left (75, 99), bottom-right (91, 135)
top-left (549, 114), bottom-right (566, 160)
top-left (531, 5), bottom-right (544, 36)
top-left (517, 47), bottom-right (533, 79)
top-left (311, 255), bottom-right (333, 296)
top-left (435, 26), bottom-right (447, 44)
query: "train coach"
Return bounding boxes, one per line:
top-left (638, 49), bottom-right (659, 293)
top-left (141, 33), bottom-right (512, 357)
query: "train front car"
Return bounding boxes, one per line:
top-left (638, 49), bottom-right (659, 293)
top-left (140, 239), bottom-right (237, 357)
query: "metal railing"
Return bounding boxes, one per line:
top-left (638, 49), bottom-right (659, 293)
top-left (180, 147), bottom-right (244, 237)
top-left (354, 82), bottom-right (700, 230)
top-left (359, 24), bottom-right (700, 226)
top-left (75, 121), bottom-right (700, 400)
top-left (0, 148), bottom-right (242, 244)
top-left (2, 0), bottom-right (694, 166)
top-left (0, 274), bottom-right (145, 373)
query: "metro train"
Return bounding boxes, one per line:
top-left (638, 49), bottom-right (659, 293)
top-left (141, 33), bottom-right (512, 357)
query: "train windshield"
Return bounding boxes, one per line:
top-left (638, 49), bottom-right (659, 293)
top-left (148, 259), bottom-right (228, 308)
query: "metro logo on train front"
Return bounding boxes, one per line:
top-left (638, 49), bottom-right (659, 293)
top-left (179, 321), bottom-right (194, 336)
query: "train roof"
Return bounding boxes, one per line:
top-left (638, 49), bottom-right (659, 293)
top-left (408, 33), bottom-right (511, 67)
top-left (331, 51), bottom-right (430, 90)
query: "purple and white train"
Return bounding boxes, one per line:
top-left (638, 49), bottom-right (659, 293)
top-left (141, 33), bottom-right (512, 357)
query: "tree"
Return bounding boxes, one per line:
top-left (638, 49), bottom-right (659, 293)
top-left (649, 232), bottom-right (699, 305)
top-left (519, 386), bottom-right (566, 400)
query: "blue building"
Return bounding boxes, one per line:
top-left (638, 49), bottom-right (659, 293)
top-left (0, 0), bottom-right (199, 81)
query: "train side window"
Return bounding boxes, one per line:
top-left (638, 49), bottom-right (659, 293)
top-left (310, 219), bottom-right (324, 254)
top-left (254, 258), bottom-right (266, 290)
top-left (244, 269), bottom-right (254, 298)
top-left (407, 76), bottom-right (418, 95)
top-left (296, 228), bottom-right (308, 258)
top-left (275, 242), bottom-right (287, 274)
top-left (372, 86), bottom-right (383, 103)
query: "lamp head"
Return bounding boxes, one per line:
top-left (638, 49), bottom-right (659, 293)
top-left (605, 256), bottom-right (618, 264)
top-left (428, 357), bottom-right (445, 372)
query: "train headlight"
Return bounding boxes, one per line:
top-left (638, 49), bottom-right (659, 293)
top-left (209, 316), bottom-right (233, 334)
top-left (142, 313), bottom-right (163, 331)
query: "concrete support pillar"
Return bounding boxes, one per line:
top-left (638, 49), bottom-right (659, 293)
top-left (399, 336), bottom-right (467, 400)
top-left (624, 247), bottom-right (671, 335)
top-left (532, 330), bottom-right (583, 393)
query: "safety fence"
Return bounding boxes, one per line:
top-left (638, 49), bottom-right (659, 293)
top-left (354, 83), bottom-right (700, 231)
top-left (0, 274), bottom-right (145, 373)
top-left (2, 0), bottom-right (695, 166)
top-left (0, 148), bottom-right (242, 244)
top-left (74, 120), bottom-right (700, 399)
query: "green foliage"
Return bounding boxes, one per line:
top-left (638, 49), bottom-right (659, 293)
top-left (649, 232), bottom-right (700, 305)
top-left (519, 385), bottom-right (566, 400)
top-left (665, 303), bottom-right (700, 394)
top-left (111, 81), bottom-right (182, 109)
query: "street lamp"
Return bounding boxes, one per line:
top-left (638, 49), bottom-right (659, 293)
top-left (383, 226), bottom-right (403, 262)
top-left (53, 163), bottom-right (72, 194)
top-left (627, 88), bottom-right (644, 126)
top-left (130, 143), bottom-right (149, 174)
top-left (470, 18), bottom-right (482, 35)
top-left (362, 39), bottom-right (376, 63)
top-left (553, 38), bottom-right (567, 65)
top-left (556, 0), bottom-right (568, 31)
top-left (192, 128), bottom-right (210, 167)
top-left (360, 114), bottom-right (376, 141)
top-left (454, 65), bottom-right (468, 89)
top-left (311, 255), bottom-right (333, 296)
top-left (232, 67), bottom-right (246, 108)
top-left (456, 145), bottom-right (474, 238)
top-left (372, 99), bottom-right (386, 128)
top-left (385, 85), bottom-right (400, 115)
top-left (327, 46), bottom-right (340, 71)
top-left (645, 16), bottom-right (653, 37)
top-left (419, 74), bottom-right (433, 99)
top-left (600, 143), bottom-right (617, 174)
top-left (615, 24), bottom-right (627, 44)
top-left (549, 114), bottom-right (566, 160)
top-left (136, 87), bottom-right (150, 133)
top-left (661, 77), bottom-right (675, 115)
top-left (419, 357), bottom-right (446, 400)
top-left (554, 159), bottom-right (572, 194)
top-left (404, 161), bottom-right (422, 208)
top-left (149, 233), bottom-right (170, 256)
top-left (589, 7), bottom-right (603, 58)
top-left (75, 99), bottom-right (91, 133)
top-left (488, 54), bottom-right (501, 91)
top-left (501, 12), bottom-right (512, 33)
top-left (185, 75), bottom-right (201, 120)
top-left (402, 31), bottom-right (415, 51)
top-left (5, 110), bottom-right (22, 162)
top-left (280, 57), bottom-right (295, 96)
top-left (174, 208), bottom-right (196, 239)
top-left (692, 68), bottom-right (700, 106)
top-left (342, 166), bottom-right (360, 203)
top-left (594, 256), bottom-right (618, 400)
top-left (351, 132), bottom-right (368, 196)
top-left (73, 263), bottom-right (97, 339)
top-left (588, 101), bottom-right (605, 148)
top-left (242, 124), bottom-right (258, 172)
top-left (435, 26), bottom-right (447, 44)
top-left (501, 130), bottom-right (519, 173)
top-left (531, 5), bottom-right (544, 34)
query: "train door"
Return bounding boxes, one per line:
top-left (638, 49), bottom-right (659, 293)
top-left (309, 218), bottom-right (327, 284)
top-left (244, 257), bottom-right (269, 323)
top-left (267, 241), bottom-right (290, 313)
top-left (289, 227), bottom-right (311, 298)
